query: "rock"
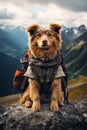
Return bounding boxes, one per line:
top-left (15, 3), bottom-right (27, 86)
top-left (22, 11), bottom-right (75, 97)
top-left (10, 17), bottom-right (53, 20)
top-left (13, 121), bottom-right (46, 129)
top-left (0, 102), bottom-right (87, 130)
top-left (75, 99), bottom-right (87, 122)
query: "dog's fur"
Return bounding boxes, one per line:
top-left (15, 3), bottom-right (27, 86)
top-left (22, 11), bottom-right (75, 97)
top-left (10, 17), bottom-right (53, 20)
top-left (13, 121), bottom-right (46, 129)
top-left (20, 23), bottom-right (64, 112)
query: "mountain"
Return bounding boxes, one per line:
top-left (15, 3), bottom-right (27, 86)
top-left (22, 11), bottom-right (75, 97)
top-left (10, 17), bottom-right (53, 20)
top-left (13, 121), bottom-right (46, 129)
top-left (0, 25), bottom-right (29, 96)
top-left (0, 26), bottom-right (28, 59)
top-left (62, 26), bottom-right (87, 79)
top-left (6, 26), bottom-right (28, 48)
top-left (0, 52), bottom-right (20, 96)
top-left (61, 24), bottom-right (87, 50)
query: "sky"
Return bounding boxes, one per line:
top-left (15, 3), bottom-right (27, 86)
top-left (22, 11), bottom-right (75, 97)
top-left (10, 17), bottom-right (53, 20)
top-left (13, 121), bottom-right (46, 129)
top-left (0, 0), bottom-right (87, 27)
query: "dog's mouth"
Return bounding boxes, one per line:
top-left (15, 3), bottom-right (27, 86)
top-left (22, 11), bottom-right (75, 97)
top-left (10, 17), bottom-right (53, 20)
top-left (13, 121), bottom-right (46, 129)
top-left (33, 42), bottom-right (50, 51)
top-left (40, 47), bottom-right (49, 51)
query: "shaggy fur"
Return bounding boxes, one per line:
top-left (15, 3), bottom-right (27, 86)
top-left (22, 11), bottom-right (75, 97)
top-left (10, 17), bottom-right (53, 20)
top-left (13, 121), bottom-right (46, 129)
top-left (20, 23), bottom-right (64, 112)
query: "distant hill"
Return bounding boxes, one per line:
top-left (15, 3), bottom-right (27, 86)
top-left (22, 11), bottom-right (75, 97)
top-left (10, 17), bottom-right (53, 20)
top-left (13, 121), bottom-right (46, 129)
top-left (0, 52), bottom-right (20, 96)
top-left (0, 26), bottom-right (28, 59)
top-left (0, 25), bottom-right (29, 96)
top-left (61, 24), bottom-right (87, 50)
top-left (62, 28), bottom-right (87, 79)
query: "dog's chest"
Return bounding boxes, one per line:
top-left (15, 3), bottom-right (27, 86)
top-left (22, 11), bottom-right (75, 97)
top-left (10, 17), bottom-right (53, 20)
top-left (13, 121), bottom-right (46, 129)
top-left (28, 65), bottom-right (57, 83)
top-left (24, 53), bottom-right (65, 83)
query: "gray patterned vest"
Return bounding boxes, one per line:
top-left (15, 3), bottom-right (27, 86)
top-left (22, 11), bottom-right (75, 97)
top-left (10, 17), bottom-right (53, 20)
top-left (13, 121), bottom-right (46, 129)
top-left (24, 51), bottom-right (65, 83)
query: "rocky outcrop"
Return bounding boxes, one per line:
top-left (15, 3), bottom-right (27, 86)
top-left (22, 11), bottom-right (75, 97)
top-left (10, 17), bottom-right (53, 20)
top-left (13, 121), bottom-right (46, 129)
top-left (0, 102), bottom-right (87, 130)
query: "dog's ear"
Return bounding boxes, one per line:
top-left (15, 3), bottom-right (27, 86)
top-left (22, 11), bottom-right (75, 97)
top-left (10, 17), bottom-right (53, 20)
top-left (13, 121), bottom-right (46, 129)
top-left (50, 23), bottom-right (61, 33)
top-left (27, 24), bottom-right (39, 36)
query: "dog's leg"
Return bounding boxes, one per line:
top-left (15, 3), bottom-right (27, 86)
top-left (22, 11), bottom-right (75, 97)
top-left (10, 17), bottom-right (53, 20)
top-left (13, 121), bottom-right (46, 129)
top-left (29, 79), bottom-right (41, 112)
top-left (50, 78), bottom-right (62, 111)
top-left (58, 82), bottom-right (64, 106)
top-left (50, 79), bottom-right (59, 111)
top-left (20, 86), bottom-right (32, 108)
top-left (58, 81), bottom-right (64, 106)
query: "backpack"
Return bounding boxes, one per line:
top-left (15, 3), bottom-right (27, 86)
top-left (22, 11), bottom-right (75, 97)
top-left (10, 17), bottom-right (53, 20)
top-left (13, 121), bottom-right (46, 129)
top-left (13, 49), bottom-right (68, 103)
top-left (13, 50), bottom-right (31, 92)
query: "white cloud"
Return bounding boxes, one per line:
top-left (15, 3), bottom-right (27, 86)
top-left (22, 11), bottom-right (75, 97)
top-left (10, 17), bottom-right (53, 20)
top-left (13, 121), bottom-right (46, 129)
top-left (35, 3), bottom-right (87, 27)
top-left (0, 1), bottom-right (33, 26)
top-left (0, 0), bottom-right (87, 27)
top-left (1, 0), bottom-right (87, 12)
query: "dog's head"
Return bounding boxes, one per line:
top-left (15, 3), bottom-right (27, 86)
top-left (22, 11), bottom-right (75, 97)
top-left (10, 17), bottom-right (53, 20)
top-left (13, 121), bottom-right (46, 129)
top-left (27, 23), bottom-right (61, 59)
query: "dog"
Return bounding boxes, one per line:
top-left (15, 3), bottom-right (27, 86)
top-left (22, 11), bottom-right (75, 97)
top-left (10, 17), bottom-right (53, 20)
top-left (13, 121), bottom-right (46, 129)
top-left (20, 23), bottom-right (65, 112)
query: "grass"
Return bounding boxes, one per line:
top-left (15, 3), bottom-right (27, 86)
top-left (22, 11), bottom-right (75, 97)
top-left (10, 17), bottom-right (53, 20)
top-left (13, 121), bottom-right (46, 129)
top-left (3, 98), bottom-right (19, 106)
top-left (68, 75), bottom-right (87, 86)
top-left (69, 83), bottom-right (87, 102)
top-left (0, 94), bottom-right (20, 106)
top-left (68, 76), bottom-right (87, 102)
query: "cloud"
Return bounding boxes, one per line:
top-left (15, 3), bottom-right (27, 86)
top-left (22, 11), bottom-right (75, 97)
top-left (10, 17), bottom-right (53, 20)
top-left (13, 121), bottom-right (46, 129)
top-left (8, 0), bottom-right (87, 12)
top-left (0, 9), bottom-right (15, 19)
top-left (33, 0), bottom-right (87, 12)
top-left (27, 0), bottom-right (87, 12)
top-left (0, 1), bottom-right (33, 26)
top-left (56, 0), bottom-right (87, 12)
top-left (34, 3), bottom-right (87, 27)
top-left (0, 0), bottom-right (87, 27)
top-left (0, 0), bottom-right (87, 12)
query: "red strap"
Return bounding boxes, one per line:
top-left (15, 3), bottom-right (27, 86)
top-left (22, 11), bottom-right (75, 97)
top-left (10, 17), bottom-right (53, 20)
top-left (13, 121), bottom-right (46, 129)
top-left (15, 70), bottom-right (24, 76)
top-left (26, 50), bottom-right (31, 58)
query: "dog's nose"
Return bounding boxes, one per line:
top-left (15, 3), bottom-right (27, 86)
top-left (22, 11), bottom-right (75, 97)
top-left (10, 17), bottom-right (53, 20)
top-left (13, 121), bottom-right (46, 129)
top-left (42, 40), bottom-right (48, 47)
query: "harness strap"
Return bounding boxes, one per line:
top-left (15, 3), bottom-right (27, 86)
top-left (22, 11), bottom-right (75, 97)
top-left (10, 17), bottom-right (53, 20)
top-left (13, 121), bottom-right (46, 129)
top-left (46, 68), bottom-right (54, 82)
top-left (62, 76), bottom-right (69, 103)
top-left (36, 67), bottom-right (44, 83)
top-left (30, 61), bottom-right (59, 67)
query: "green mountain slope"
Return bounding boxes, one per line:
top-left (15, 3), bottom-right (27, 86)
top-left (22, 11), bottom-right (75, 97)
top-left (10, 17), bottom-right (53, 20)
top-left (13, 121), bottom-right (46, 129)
top-left (0, 52), bottom-right (20, 96)
top-left (63, 31), bottom-right (87, 78)
top-left (0, 28), bottom-right (28, 59)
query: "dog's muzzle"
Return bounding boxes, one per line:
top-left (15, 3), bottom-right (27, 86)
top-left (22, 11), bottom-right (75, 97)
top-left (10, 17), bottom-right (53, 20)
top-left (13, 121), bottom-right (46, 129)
top-left (42, 40), bottom-right (48, 47)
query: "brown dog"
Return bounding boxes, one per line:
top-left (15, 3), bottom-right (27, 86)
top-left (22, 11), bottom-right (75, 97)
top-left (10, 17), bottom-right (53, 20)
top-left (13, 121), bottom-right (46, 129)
top-left (20, 23), bottom-right (65, 112)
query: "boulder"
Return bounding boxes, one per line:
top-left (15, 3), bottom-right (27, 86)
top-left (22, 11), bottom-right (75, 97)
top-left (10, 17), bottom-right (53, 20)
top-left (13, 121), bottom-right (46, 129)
top-left (0, 102), bottom-right (87, 130)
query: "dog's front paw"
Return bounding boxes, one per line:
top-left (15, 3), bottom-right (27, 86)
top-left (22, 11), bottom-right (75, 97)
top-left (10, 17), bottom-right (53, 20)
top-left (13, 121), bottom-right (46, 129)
top-left (20, 97), bottom-right (26, 105)
top-left (24, 101), bottom-right (32, 108)
top-left (50, 100), bottom-right (59, 111)
top-left (32, 101), bottom-right (41, 112)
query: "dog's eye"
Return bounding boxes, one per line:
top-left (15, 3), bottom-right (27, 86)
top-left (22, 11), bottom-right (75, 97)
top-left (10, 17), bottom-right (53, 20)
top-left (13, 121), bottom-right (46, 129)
top-left (37, 33), bottom-right (41, 37)
top-left (48, 33), bottom-right (53, 37)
